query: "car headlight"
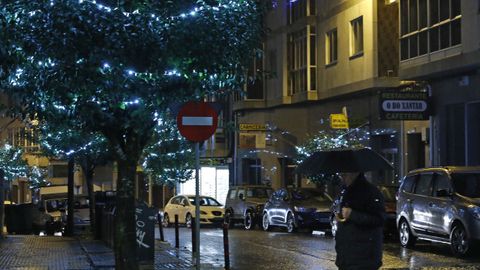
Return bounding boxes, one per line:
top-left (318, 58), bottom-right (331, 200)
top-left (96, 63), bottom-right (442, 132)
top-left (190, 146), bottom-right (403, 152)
top-left (200, 211), bottom-right (207, 215)
top-left (468, 205), bottom-right (480, 220)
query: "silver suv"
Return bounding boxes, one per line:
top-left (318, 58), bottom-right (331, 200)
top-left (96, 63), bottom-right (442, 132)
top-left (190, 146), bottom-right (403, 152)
top-left (224, 185), bottom-right (273, 230)
top-left (397, 167), bottom-right (480, 256)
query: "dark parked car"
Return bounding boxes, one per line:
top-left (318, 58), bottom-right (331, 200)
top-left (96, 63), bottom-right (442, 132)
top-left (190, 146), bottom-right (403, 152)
top-left (262, 188), bottom-right (333, 233)
top-left (378, 185), bottom-right (398, 236)
top-left (224, 185), bottom-right (273, 230)
top-left (330, 185), bottom-right (398, 238)
top-left (397, 166), bottom-right (480, 257)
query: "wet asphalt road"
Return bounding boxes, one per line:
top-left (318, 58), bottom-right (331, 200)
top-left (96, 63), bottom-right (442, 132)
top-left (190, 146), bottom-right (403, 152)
top-left (156, 225), bottom-right (480, 270)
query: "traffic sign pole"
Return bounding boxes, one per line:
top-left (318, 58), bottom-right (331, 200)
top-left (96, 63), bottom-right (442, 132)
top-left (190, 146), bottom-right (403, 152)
top-left (194, 142), bottom-right (200, 269)
top-left (176, 101), bottom-right (219, 270)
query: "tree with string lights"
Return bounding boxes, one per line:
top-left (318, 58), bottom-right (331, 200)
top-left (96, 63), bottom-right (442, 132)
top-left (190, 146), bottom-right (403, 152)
top-left (38, 116), bottom-right (112, 235)
top-left (0, 144), bottom-right (29, 182)
top-left (141, 116), bottom-right (195, 187)
top-left (0, 0), bottom-right (263, 268)
top-left (0, 144), bottom-right (28, 238)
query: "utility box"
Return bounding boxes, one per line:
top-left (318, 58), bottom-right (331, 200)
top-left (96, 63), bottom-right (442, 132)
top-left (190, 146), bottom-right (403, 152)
top-left (5, 203), bottom-right (34, 234)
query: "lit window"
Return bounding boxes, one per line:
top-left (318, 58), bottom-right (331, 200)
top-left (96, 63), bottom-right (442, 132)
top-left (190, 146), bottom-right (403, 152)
top-left (350, 17), bottom-right (364, 57)
top-left (246, 48), bottom-right (264, 100)
top-left (326, 28), bottom-right (338, 65)
top-left (7, 127), bottom-right (40, 153)
top-left (400, 0), bottom-right (461, 61)
top-left (287, 26), bottom-right (316, 94)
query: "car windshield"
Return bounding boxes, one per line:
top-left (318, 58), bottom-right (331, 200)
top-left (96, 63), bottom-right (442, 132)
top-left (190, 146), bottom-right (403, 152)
top-left (378, 186), bottom-right (397, 202)
top-left (246, 188), bottom-right (272, 198)
top-left (290, 189), bottom-right (331, 202)
top-left (188, 196), bottom-right (222, 206)
top-left (451, 173), bottom-right (480, 198)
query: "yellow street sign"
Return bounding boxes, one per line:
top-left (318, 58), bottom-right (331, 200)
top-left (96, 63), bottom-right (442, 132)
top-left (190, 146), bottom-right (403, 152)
top-left (239, 123), bottom-right (266, 131)
top-left (330, 114), bottom-right (349, 129)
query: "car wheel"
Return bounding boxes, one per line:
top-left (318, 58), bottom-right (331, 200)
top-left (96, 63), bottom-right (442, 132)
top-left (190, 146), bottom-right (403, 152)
top-left (330, 215), bottom-right (338, 238)
top-left (244, 211), bottom-right (255, 230)
top-left (162, 213), bottom-right (170, 228)
top-left (185, 213), bottom-right (193, 228)
top-left (286, 213), bottom-right (296, 233)
top-left (262, 212), bottom-right (271, 231)
top-left (399, 219), bottom-right (416, 248)
top-left (450, 224), bottom-right (471, 257)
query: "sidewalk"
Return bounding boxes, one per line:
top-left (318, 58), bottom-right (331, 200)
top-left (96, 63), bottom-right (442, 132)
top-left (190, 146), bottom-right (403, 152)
top-left (0, 235), bottom-right (224, 270)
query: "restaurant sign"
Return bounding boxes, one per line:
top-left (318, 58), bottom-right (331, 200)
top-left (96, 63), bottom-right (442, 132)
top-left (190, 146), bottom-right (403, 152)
top-left (379, 89), bottom-right (430, 120)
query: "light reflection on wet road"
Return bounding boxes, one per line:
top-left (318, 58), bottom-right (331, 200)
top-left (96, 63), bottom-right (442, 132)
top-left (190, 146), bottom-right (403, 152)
top-left (157, 225), bottom-right (480, 269)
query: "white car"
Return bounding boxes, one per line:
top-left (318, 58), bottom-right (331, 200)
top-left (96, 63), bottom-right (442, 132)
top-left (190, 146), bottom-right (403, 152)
top-left (162, 195), bottom-right (224, 227)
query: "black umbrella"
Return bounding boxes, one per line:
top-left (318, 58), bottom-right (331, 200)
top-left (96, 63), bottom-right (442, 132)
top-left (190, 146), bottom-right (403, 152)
top-left (296, 148), bottom-right (393, 175)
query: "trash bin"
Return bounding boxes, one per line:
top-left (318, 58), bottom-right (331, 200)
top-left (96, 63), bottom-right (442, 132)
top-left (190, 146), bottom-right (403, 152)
top-left (5, 203), bottom-right (34, 234)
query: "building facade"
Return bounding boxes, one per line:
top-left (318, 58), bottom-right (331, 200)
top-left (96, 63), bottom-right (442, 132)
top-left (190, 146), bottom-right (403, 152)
top-left (399, 0), bottom-right (480, 167)
top-left (232, 0), bottom-right (432, 189)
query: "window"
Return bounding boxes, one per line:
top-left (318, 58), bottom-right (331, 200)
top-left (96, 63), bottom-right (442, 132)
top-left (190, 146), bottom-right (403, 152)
top-left (268, 49), bottom-right (277, 78)
top-left (326, 28), bottom-right (338, 65)
top-left (171, 197), bottom-right (181, 205)
top-left (180, 197), bottom-right (188, 206)
top-left (452, 173), bottom-right (480, 198)
top-left (401, 175), bottom-right (416, 193)
top-left (228, 189), bottom-right (237, 199)
top-left (242, 158), bottom-right (262, 184)
top-left (350, 17), bottom-right (364, 57)
top-left (7, 127), bottom-right (40, 153)
top-left (51, 165), bottom-right (68, 178)
top-left (400, 0), bottom-right (461, 60)
top-left (433, 173), bottom-right (452, 196)
top-left (246, 48), bottom-right (264, 100)
top-left (287, 26), bottom-right (316, 94)
top-left (246, 188), bottom-right (271, 198)
top-left (287, 0), bottom-right (316, 25)
top-left (414, 173), bottom-right (433, 196)
top-left (204, 197), bottom-right (221, 206)
top-left (237, 188), bottom-right (246, 199)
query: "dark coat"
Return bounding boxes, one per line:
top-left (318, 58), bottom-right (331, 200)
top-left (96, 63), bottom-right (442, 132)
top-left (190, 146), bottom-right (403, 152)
top-left (335, 174), bottom-right (385, 270)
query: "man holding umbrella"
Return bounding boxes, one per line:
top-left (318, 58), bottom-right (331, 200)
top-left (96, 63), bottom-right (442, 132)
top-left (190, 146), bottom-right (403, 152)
top-left (334, 172), bottom-right (385, 270)
top-left (297, 148), bottom-right (391, 270)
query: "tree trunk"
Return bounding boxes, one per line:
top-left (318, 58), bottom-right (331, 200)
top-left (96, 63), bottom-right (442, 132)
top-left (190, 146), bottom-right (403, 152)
top-left (66, 157), bottom-right (75, 236)
top-left (85, 167), bottom-right (96, 234)
top-left (114, 158), bottom-right (138, 270)
top-left (0, 170), bottom-right (5, 239)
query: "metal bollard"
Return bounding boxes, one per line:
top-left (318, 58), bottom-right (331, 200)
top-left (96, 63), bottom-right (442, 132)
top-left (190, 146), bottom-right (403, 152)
top-left (174, 214), bottom-right (179, 249)
top-left (191, 218), bottom-right (197, 254)
top-left (223, 222), bottom-right (230, 270)
top-left (157, 213), bottom-right (165, 242)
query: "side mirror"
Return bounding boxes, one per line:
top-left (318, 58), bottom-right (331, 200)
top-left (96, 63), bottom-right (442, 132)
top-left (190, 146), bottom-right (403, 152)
top-left (238, 194), bottom-right (245, 201)
top-left (437, 189), bottom-right (452, 197)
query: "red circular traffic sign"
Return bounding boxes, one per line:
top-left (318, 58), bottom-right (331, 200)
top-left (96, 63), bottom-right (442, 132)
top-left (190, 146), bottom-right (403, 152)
top-left (176, 101), bottom-right (218, 142)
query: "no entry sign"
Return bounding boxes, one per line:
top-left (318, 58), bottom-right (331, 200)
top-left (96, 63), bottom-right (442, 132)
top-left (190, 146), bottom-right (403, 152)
top-left (176, 101), bottom-right (218, 142)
